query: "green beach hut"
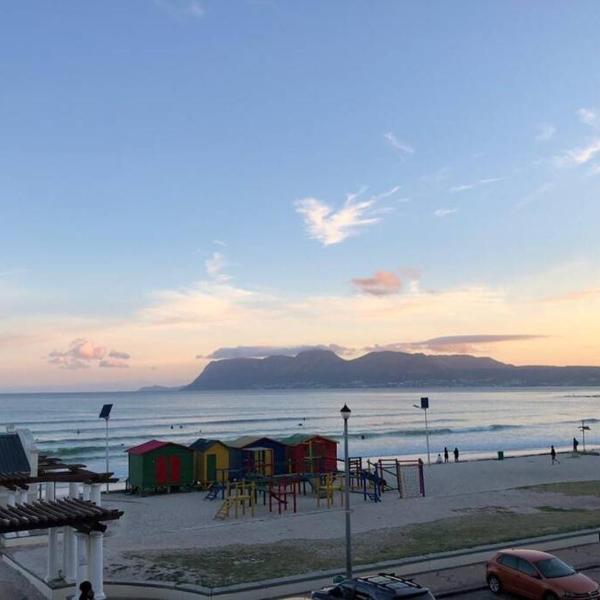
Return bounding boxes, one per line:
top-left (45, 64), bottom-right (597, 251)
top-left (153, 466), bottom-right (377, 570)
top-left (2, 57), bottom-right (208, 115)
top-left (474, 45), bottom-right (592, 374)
top-left (127, 439), bottom-right (194, 494)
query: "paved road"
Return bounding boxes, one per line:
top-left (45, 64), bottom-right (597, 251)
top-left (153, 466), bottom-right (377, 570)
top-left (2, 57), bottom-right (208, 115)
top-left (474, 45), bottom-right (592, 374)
top-left (444, 565), bottom-right (600, 599)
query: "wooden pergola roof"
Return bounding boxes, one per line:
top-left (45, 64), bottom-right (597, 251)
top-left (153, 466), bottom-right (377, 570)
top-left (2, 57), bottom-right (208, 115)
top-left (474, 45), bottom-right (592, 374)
top-left (0, 455), bottom-right (117, 491)
top-left (0, 498), bottom-right (123, 534)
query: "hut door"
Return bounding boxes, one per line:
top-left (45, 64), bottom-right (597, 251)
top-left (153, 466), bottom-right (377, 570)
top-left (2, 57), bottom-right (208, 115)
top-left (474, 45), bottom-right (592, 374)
top-left (206, 454), bottom-right (217, 482)
top-left (170, 455), bottom-right (181, 483)
top-left (156, 456), bottom-right (168, 484)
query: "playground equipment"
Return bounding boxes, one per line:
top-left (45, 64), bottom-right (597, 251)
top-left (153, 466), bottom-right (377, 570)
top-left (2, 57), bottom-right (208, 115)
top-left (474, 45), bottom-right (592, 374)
top-left (315, 473), bottom-right (345, 508)
top-left (214, 481), bottom-right (256, 519)
top-left (343, 457), bottom-right (425, 499)
top-left (255, 475), bottom-right (300, 514)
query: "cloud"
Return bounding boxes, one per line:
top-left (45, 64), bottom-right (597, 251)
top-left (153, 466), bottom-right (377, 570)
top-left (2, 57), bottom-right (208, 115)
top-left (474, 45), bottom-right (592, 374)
top-left (515, 181), bottom-right (555, 209)
top-left (535, 123), bottom-right (556, 142)
top-left (555, 139), bottom-right (600, 167)
top-left (205, 251), bottom-right (230, 282)
top-left (577, 108), bottom-right (599, 128)
top-left (352, 271), bottom-right (402, 296)
top-left (450, 177), bottom-right (505, 194)
top-left (47, 339), bottom-right (130, 370)
top-left (384, 132), bottom-right (414, 157)
top-left (365, 334), bottom-right (546, 355)
top-left (295, 191), bottom-right (381, 246)
top-left (155, 0), bottom-right (205, 19)
top-left (201, 344), bottom-right (355, 360)
top-left (99, 358), bottom-right (130, 369)
top-left (542, 288), bottom-right (600, 304)
top-left (434, 208), bottom-right (457, 218)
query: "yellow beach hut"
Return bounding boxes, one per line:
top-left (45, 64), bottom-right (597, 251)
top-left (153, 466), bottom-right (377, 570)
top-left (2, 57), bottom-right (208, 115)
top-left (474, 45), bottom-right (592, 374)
top-left (189, 438), bottom-right (232, 487)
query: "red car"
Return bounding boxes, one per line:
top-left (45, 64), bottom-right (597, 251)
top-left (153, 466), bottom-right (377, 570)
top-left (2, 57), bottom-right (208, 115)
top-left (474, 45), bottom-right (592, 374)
top-left (486, 548), bottom-right (600, 599)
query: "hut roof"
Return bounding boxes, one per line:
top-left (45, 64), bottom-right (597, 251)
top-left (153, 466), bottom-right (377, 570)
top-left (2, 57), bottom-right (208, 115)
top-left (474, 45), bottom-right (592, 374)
top-left (277, 434), bottom-right (339, 446)
top-left (0, 434), bottom-right (30, 475)
top-left (189, 438), bottom-right (229, 452)
top-left (227, 435), bottom-right (287, 449)
top-left (127, 439), bottom-right (191, 456)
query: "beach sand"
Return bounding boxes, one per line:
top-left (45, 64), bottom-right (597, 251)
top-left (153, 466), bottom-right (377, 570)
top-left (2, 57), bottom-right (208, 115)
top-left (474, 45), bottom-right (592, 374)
top-left (11, 452), bottom-right (600, 587)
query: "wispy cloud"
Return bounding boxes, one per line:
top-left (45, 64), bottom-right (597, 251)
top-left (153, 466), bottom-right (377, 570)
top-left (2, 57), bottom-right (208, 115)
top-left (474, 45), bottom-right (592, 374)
top-left (577, 108), bottom-right (599, 129)
top-left (200, 344), bottom-right (355, 360)
top-left (295, 190), bottom-right (382, 246)
top-left (434, 208), bottom-right (457, 218)
top-left (555, 139), bottom-right (600, 167)
top-left (154, 0), bottom-right (205, 20)
top-left (384, 132), bottom-right (414, 157)
top-left (535, 123), bottom-right (556, 142)
top-left (450, 177), bottom-right (505, 194)
top-left (365, 334), bottom-right (545, 355)
top-left (515, 181), bottom-right (554, 209)
top-left (205, 251), bottom-right (230, 282)
top-left (352, 271), bottom-right (402, 296)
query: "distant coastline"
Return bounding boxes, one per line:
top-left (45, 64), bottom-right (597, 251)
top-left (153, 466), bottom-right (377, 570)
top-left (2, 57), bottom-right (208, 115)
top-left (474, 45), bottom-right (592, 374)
top-left (180, 349), bottom-right (600, 391)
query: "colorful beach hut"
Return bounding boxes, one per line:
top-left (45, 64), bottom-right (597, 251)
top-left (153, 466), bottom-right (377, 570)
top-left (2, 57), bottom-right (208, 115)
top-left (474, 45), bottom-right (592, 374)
top-left (189, 438), bottom-right (234, 486)
top-left (227, 436), bottom-right (289, 476)
top-left (278, 434), bottom-right (338, 474)
top-left (127, 440), bottom-right (194, 494)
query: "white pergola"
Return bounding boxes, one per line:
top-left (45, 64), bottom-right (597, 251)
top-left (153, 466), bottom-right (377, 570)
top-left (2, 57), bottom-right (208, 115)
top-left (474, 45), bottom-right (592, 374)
top-left (0, 460), bottom-right (121, 600)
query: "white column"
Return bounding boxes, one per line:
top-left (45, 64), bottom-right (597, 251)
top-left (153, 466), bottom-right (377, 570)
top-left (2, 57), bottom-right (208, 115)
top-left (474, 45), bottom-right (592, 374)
top-left (45, 481), bottom-right (55, 502)
top-left (16, 489), bottom-right (26, 504)
top-left (64, 483), bottom-right (79, 582)
top-left (75, 532), bottom-right (89, 590)
top-left (46, 528), bottom-right (59, 581)
top-left (90, 483), bottom-right (102, 507)
top-left (82, 484), bottom-right (91, 502)
top-left (7, 492), bottom-right (16, 507)
top-left (88, 531), bottom-right (105, 600)
top-left (45, 481), bottom-right (60, 582)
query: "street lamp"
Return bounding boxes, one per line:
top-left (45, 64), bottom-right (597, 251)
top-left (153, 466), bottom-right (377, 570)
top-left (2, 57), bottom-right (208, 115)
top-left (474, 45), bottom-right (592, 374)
top-left (340, 403), bottom-right (352, 580)
top-left (413, 397), bottom-right (431, 466)
top-left (579, 419), bottom-right (591, 453)
top-left (99, 404), bottom-right (113, 493)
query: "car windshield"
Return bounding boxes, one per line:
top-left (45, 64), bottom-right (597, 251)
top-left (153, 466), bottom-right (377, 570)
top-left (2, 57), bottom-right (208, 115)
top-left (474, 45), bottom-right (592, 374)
top-left (535, 558), bottom-right (576, 578)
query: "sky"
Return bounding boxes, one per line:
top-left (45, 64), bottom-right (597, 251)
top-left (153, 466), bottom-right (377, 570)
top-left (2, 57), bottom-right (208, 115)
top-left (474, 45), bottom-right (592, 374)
top-left (2, 1), bottom-right (600, 391)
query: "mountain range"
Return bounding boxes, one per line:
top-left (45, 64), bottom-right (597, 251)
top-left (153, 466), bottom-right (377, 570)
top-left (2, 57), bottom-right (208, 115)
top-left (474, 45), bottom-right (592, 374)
top-left (183, 349), bottom-right (600, 390)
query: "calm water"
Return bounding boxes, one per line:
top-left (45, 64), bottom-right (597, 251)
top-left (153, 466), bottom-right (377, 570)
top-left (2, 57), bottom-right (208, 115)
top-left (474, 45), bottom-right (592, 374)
top-left (0, 388), bottom-right (599, 481)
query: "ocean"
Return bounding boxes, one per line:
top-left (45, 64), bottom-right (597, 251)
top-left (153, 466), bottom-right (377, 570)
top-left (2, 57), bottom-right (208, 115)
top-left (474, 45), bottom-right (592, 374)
top-left (1, 387), bottom-right (598, 482)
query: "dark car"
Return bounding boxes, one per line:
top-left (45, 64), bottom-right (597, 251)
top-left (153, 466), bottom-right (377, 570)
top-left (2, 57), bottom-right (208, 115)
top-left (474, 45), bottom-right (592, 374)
top-left (486, 548), bottom-right (600, 599)
top-left (311, 572), bottom-right (436, 599)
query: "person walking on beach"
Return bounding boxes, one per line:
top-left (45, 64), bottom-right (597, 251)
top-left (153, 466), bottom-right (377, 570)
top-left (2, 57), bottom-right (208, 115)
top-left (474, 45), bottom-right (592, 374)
top-left (453, 447), bottom-right (459, 462)
top-left (573, 437), bottom-right (579, 453)
top-left (551, 445), bottom-right (559, 465)
top-left (444, 447), bottom-right (449, 463)
top-left (79, 581), bottom-right (94, 600)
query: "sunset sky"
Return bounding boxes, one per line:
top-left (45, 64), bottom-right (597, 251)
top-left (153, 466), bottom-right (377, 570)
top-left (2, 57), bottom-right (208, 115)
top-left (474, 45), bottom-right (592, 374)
top-left (2, 1), bottom-right (600, 391)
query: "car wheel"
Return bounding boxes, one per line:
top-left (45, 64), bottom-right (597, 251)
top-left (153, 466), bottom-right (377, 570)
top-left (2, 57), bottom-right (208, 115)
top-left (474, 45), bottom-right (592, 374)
top-left (487, 574), bottom-right (502, 594)
top-left (544, 594), bottom-right (559, 600)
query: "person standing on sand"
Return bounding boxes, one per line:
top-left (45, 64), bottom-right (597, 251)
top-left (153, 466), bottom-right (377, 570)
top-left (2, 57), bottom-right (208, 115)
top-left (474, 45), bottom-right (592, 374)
top-left (453, 447), bottom-right (459, 462)
top-left (444, 447), bottom-right (449, 463)
top-left (551, 445), bottom-right (559, 464)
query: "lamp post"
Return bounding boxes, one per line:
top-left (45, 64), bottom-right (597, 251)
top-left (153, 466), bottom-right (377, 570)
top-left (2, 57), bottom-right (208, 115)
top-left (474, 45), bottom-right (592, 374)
top-left (99, 404), bottom-right (113, 493)
top-left (579, 419), bottom-right (591, 453)
top-left (413, 397), bottom-right (431, 466)
top-left (341, 403), bottom-right (352, 580)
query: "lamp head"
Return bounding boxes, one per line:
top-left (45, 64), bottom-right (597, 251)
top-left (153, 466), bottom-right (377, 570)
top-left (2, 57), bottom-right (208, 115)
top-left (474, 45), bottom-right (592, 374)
top-left (340, 403), bottom-right (351, 420)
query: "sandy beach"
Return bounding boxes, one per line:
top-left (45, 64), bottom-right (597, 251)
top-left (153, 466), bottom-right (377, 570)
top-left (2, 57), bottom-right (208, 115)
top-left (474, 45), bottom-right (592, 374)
top-left (11, 451), bottom-right (600, 588)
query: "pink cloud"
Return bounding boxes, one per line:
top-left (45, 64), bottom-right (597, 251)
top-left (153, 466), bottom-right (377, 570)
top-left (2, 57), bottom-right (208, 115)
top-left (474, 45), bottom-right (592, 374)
top-left (47, 339), bottom-right (130, 370)
top-left (352, 271), bottom-right (402, 296)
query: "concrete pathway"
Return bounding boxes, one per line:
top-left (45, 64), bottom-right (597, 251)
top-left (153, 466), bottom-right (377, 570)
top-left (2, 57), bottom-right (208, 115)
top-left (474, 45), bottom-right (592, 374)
top-left (0, 558), bottom-right (45, 600)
